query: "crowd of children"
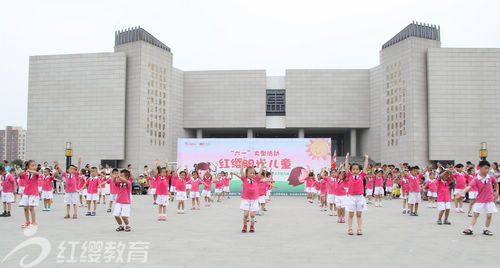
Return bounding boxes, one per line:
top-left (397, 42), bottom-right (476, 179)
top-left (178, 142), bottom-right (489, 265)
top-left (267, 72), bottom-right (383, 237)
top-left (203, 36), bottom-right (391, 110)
top-left (0, 156), bottom-right (498, 236)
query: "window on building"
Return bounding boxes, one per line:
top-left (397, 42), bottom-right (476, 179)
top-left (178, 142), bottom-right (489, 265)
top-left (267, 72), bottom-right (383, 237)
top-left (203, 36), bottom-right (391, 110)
top-left (266, 89), bottom-right (285, 116)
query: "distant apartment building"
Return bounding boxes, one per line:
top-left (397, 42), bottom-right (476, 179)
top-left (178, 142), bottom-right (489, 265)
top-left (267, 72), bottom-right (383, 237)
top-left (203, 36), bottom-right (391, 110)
top-left (0, 126), bottom-right (27, 162)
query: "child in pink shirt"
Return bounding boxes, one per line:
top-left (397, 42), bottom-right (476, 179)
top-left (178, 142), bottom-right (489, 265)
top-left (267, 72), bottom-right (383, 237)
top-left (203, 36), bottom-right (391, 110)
top-left (79, 166), bottom-right (101, 216)
top-left (305, 173), bottom-right (315, 203)
top-left (113, 169), bottom-right (132, 232)
top-left (257, 178), bottom-right (270, 215)
top-left (385, 173), bottom-right (394, 200)
top-left (466, 168), bottom-right (478, 217)
top-left (344, 152), bottom-right (369, 235)
top-left (222, 172), bottom-right (232, 200)
top-left (335, 170), bottom-right (348, 223)
top-left (40, 168), bottom-right (60, 211)
top-left (173, 170), bottom-right (188, 214)
top-left (78, 170), bottom-right (87, 207)
top-left (425, 172), bottom-right (438, 208)
top-left (400, 173), bottom-right (410, 214)
top-left (401, 164), bottom-right (423, 216)
top-left (436, 168), bottom-right (453, 225)
top-left (0, 166), bottom-right (17, 217)
top-left (325, 169), bottom-right (338, 216)
top-left (201, 173), bottom-right (213, 207)
top-left (147, 175), bottom-right (157, 205)
top-left (189, 171), bottom-right (203, 210)
top-left (373, 170), bottom-right (385, 207)
top-left (214, 173), bottom-right (224, 202)
top-left (319, 171), bottom-right (328, 211)
top-left (107, 169), bottom-right (120, 213)
top-left (234, 158), bottom-right (269, 233)
top-left (365, 173), bottom-right (374, 204)
top-left (457, 161), bottom-right (499, 236)
top-left (453, 164), bottom-right (467, 213)
top-left (153, 159), bottom-right (171, 221)
top-left (19, 160), bottom-right (40, 228)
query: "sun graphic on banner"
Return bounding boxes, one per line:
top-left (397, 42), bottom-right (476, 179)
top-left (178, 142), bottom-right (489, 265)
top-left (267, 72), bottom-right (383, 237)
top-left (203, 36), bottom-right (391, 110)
top-left (306, 139), bottom-right (331, 160)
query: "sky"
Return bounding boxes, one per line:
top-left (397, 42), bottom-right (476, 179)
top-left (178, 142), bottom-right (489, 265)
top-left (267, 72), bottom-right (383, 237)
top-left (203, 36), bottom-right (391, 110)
top-left (1, 0), bottom-right (499, 129)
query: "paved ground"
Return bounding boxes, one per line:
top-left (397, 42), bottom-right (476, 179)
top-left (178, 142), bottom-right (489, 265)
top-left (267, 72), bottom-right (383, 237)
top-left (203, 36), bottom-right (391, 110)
top-left (0, 194), bottom-right (499, 268)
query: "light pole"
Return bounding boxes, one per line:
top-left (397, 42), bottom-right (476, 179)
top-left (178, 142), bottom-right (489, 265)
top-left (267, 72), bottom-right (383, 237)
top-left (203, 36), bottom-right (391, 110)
top-left (479, 142), bottom-right (488, 161)
top-left (65, 142), bottom-right (73, 170)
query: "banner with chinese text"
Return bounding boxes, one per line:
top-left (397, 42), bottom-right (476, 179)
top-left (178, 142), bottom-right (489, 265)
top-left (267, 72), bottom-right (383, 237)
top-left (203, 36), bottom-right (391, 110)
top-left (177, 138), bottom-right (331, 194)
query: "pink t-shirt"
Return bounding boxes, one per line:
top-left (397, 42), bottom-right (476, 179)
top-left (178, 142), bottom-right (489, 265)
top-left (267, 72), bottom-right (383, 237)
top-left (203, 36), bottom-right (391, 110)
top-left (467, 175), bottom-right (478, 191)
top-left (155, 175), bottom-right (170, 195)
top-left (63, 172), bottom-right (79, 193)
top-left (108, 178), bottom-right (118, 194)
top-left (335, 179), bottom-right (347, 196)
top-left (319, 179), bottom-right (328, 193)
top-left (325, 176), bottom-right (337, 194)
top-left (115, 181), bottom-right (131, 204)
top-left (305, 177), bottom-right (314, 187)
top-left (400, 178), bottom-right (409, 193)
top-left (258, 181), bottom-right (269, 196)
top-left (189, 178), bottom-right (203, 192)
top-left (436, 178), bottom-right (452, 202)
top-left (18, 173), bottom-right (26, 187)
top-left (374, 176), bottom-right (384, 187)
top-left (470, 174), bottom-right (498, 203)
top-left (385, 177), bottom-right (394, 187)
top-left (78, 175), bottom-right (87, 189)
top-left (174, 176), bottom-right (187, 192)
top-left (425, 179), bottom-right (437, 192)
top-left (405, 173), bottom-right (423, 192)
top-left (453, 172), bottom-right (467, 189)
top-left (24, 172), bottom-right (40, 195)
top-left (215, 179), bottom-right (224, 189)
top-left (1, 174), bottom-right (15, 193)
top-left (365, 177), bottom-right (374, 189)
top-left (41, 175), bottom-right (54, 191)
top-left (148, 176), bottom-right (157, 189)
top-left (241, 176), bottom-right (261, 200)
top-left (223, 177), bottom-right (231, 187)
top-left (86, 177), bottom-right (101, 194)
top-left (314, 180), bottom-right (321, 190)
top-left (38, 179), bottom-right (43, 187)
top-left (203, 178), bottom-right (213, 191)
top-left (346, 171), bottom-right (366, 195)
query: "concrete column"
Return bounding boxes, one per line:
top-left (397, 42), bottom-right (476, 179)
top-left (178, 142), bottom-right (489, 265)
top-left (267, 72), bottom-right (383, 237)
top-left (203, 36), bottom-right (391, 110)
top-left (350, 129), bottom-right (357, 156)
top-left (196, 129), bottom-right (203, 139)
top-left (247, 129), bottom-right (253, 138)
top-left (298, 128), bottom-right (305, 138)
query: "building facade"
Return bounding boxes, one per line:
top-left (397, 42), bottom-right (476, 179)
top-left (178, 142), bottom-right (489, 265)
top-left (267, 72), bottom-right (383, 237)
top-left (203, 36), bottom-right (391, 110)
top-left (0, 126), bottom-right (27, 162)
top-left (26, 22), bottom-right (500, 169)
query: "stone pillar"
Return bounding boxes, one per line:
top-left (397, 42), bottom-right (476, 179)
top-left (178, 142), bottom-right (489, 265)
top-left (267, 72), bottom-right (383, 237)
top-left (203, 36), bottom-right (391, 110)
top-left (350, 129), bottom-right (357, 156)
top-left (298, 128), bottom-right (305, 138)
top-left (247, 129), bottom-right (253, 138)
top-left (196, 129), bottom-right (203, 139)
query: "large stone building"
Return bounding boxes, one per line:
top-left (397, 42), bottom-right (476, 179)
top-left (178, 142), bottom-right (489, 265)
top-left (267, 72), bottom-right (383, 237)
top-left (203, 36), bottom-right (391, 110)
top-left (0, 126), bottom-right (27, 162)
top-left (26, 22), bottom-right (500, 169)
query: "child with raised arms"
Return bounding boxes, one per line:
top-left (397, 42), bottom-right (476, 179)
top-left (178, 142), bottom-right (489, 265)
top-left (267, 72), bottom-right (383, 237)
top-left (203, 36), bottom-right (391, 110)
top-left (325, 168), bottom-right (338, 216)
top-left (385, 172), bottom-right (394, 200)
top-left (153, 159), bottom-right (170, 221)
top-left (305, 171), bottom-right (314, 203)
top-left (344, 152), bottom-right (369, 235)
top-left (113, 169), bottom-right (132, 232)
top-left (319, 170), bottom-right (328, 211)
top-left (54, 159), bottom-right (81, 218)
top-left (201, 172), bottom-right (213, 207)
top-left (0, 165), bottom-right (17, 217)
top-left (236, 158), bottom-right (269, 233)
top-left (401, 164), bottom-right (423, 216)
top-left (425, 172), bottom-right (437, 208)
top-left (79, 166), bottom-right (101, 216)
top-left (435, 167), bottom-right (453, 225)
top-left (40, 168), bottom-right (61, 211)
top-left (457, 161), bottom-right (499, 236)
top-left (214, 172), bottom-right (224, 202)
top-left (173, 168), bottom-right (188, 214)
top-left (147, 175), bottom-right (157, 205)
top-left (107, 169), bottom-right (120, 213)
top-left (223, 172), bottom-right (232, 199)
top-left (78, 169), bottom-right (87, 207)
top-left (365, 172), bottom-right (374, 204)
top-left (18, 160), bottom-right (40, 228)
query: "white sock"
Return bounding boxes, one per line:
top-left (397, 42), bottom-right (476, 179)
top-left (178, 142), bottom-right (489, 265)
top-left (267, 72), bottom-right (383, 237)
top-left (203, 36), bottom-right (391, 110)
top-left (469, 226), bottom-right (474, 231)
top-left (483, 227), bottom-right (489, 231)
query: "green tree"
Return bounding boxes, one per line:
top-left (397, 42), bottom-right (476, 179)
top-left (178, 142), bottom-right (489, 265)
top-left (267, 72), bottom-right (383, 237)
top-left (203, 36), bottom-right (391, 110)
top-left (11, 159), bottom-right (24, 167)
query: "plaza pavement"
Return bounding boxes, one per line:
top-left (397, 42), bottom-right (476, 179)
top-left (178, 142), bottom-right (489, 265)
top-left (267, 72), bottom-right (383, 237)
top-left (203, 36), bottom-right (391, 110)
top-left (0, 194), bottom-right (498, 268)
